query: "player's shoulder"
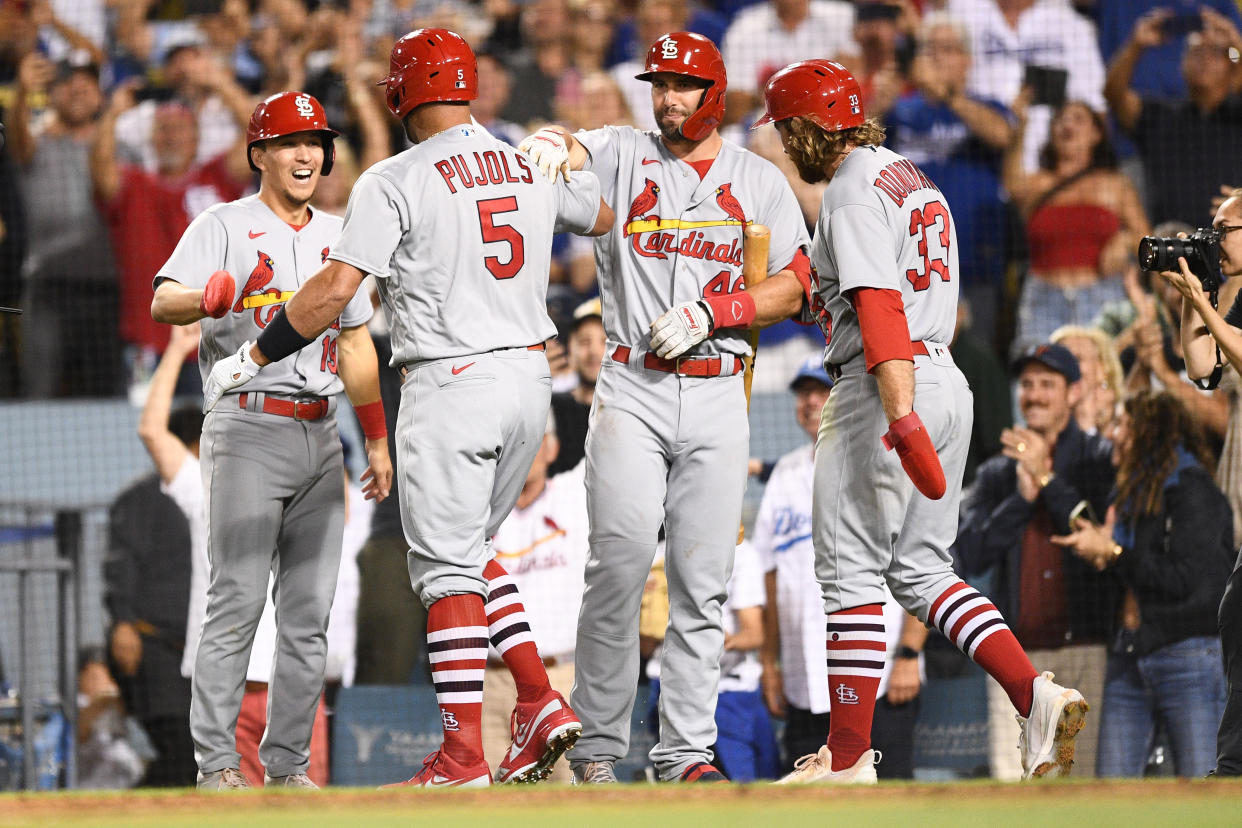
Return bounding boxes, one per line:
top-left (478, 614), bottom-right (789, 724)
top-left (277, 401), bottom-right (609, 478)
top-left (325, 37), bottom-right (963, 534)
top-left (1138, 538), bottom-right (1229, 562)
top-left (724, 138), bottom-right (788, 180)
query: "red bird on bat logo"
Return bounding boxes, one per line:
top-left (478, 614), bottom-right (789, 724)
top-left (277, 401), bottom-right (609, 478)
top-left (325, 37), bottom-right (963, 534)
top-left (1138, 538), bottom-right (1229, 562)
top-left (234, 251), bottom-right (275, 313)
top-left (715, 183), bottom-right (746, 225)
top-left (626, 178), bottom-right (660, 224)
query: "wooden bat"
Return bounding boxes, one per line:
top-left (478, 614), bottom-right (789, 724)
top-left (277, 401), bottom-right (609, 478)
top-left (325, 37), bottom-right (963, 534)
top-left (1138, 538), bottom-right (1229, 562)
top-left (738, 223), bottom-right (770, 543)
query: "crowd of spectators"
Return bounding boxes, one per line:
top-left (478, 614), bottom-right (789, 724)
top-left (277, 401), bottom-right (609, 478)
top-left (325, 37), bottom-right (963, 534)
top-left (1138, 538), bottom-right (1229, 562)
top-left (2, 0), bottom-right (1242, 783)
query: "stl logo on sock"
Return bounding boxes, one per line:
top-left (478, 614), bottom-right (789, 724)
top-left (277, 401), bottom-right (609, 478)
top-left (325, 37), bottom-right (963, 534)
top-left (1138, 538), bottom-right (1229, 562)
top-left (441, 710), bottom-right (461, 731)
top-left (834, 683), bottom-right (860, 705)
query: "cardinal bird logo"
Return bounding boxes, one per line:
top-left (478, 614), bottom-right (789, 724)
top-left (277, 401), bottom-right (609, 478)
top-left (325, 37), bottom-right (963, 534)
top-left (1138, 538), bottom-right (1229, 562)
top-left (626, 178), bottom-right (660, 225)
top-left (715, 183), bottom-right (747, 225)
top-left (234, 251), bottom-right (275, 313)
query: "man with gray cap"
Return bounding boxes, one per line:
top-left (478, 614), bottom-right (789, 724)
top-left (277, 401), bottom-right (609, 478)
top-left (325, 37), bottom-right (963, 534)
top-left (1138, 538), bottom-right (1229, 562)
top-left (956, 342), bottom-right (1119, 779)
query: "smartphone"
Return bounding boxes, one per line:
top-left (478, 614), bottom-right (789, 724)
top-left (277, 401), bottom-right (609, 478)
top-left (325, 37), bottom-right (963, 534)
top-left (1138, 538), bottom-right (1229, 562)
top-left (856, 2), bottom-right (901, 23)
top-left (1069, 500), bottom-right (1100, 527)
top-left (1162, 12), bottom-right (1203, 38)
top-left (1022, 64), bottom-right (1068, 108)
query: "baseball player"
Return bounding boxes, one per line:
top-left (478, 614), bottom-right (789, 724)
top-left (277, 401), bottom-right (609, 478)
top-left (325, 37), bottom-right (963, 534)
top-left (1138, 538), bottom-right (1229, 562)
top-left (741, 60), bottom-right (1087, 782)
top-left (519, 32), bottom-right (812, 783)
top-left (150, 91), bottom-right (392, 790)
top-left (756, 355), bottom-right (927, 780)
top-left (200, 29), bottom-right (613, 787)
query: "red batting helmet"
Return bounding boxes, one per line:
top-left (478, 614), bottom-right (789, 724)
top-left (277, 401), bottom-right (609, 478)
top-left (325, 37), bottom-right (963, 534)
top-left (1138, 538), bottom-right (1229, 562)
top-left (246, 91), bottom-right (339, 175)
top-left (381, 28), bottom-right (478, 121)
top-left (752, 60), bottom-right (865, 132)
top-left (635, 31), bottom-right (726, 142)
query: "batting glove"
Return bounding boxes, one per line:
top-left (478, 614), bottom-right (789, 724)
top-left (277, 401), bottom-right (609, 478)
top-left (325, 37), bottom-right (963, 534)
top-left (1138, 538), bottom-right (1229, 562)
top-left (649, 300), bottom-right (713, 359)
top-left (199, 270), bottom-right (235, 319)
top-left (518, 128), bottom-right (570, 183)
top-left (882, 411), bottom-right (947, 500)
top-left (203, 340), bottom-right (261, 412)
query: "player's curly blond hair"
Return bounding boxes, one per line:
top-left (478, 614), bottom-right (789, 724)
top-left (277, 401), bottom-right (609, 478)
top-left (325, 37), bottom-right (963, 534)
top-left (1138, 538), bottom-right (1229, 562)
top-left (783, 117), bottom-right (886, 182)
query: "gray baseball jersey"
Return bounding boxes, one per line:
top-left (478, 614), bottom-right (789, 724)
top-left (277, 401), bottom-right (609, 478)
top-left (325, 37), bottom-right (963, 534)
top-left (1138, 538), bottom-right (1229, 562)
top-left (155, 194), bottom-right (373, 396)
top-left (569, 125), bottom-right (808, 781)
top-left (154, 195), bottom-right (359, 779)
top-left (575, 126), bottom-right (808, 356)
top-left (328, 123), bottom-right (602, 364)
top-left (808, 143), bottom-right (972, 622)
top-left (804, 144), bottom-right (959, 368)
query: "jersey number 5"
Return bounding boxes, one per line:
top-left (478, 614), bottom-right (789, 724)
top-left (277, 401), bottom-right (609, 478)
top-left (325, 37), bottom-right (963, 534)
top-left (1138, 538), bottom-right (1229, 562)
top-left (905, 201), bottom-right (951, 292)
top-left (477, 196), bottom-right (526, 280)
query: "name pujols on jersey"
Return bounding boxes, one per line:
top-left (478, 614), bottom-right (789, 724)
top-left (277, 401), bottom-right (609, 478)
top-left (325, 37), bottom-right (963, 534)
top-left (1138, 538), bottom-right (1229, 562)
top-left (432, 147), bottom-right (535, 193)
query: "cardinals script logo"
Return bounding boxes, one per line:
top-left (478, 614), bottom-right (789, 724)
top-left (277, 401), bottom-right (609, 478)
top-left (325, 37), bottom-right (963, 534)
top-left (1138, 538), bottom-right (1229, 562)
top-left (623, 179), bottom-right (747, 265)
top-left (234, 250), bottom-right (294, 327)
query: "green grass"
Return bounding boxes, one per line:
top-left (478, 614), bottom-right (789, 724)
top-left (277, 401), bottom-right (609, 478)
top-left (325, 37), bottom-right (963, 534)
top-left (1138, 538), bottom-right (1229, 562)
top-left (3, 779), bottom-right (1240, 828)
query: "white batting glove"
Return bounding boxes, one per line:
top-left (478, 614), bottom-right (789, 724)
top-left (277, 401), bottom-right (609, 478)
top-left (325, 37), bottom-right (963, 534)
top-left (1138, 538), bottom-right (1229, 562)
top-left (518, 128), bottom-right (570, 183)
top-left (649, 300), bottom-right (714, 359)
top-left (203, 340), bottom-right (262, 412)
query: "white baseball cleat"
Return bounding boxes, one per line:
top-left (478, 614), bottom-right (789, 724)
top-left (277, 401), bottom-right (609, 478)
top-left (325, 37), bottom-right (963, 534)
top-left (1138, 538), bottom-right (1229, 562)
top-left (775, 746), bottom-right (878, 785)
top-left (1019, 671), bottom-right (1089, 779)
top-left (264, 772), bottom-right (318, 788)
top-left (197, 767), bottom-right (251, 791)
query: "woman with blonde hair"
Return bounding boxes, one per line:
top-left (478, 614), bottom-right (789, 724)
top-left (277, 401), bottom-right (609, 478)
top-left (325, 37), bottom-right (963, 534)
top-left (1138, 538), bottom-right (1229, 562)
top-left (1052, 325), bottom-right (1124, 436)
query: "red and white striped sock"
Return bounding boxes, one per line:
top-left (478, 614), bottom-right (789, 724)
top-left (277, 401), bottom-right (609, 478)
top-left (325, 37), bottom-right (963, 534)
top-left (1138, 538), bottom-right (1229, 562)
top-left (483, 559), bottom-right (551, 703)
top-left (426, 593), bottom-right (488, 765)
top-left (825, 604), bottom-right (886, 771)
top-left (928, 580), bottom-right (1038, 717)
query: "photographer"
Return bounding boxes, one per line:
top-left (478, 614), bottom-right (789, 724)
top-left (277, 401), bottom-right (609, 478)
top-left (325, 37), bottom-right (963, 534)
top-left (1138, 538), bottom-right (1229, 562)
top-left (1157, 187), bottom-right (1242, 776)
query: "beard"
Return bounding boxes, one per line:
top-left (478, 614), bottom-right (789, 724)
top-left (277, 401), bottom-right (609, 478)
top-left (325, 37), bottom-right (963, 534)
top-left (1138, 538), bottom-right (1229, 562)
top-left (789, 149), bottom-right (827, 184)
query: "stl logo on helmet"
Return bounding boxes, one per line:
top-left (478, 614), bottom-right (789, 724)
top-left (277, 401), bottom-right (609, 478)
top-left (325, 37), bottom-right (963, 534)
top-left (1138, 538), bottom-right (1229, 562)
top-left (294, 94), bottom-right (315, 119)
top-left (661, 38), bottom-right (678, 60)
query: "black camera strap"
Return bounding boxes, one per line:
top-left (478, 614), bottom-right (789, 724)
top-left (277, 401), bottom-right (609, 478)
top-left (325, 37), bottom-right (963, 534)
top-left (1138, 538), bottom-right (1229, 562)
top-left (1193, 287), bottom-right (1224, 391)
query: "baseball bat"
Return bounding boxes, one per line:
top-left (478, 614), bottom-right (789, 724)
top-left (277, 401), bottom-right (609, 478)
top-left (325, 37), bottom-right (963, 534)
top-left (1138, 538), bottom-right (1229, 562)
top-left (0, 306), bottom-right (21, 314)
top-left (738, 223), bottom-right (771, 544)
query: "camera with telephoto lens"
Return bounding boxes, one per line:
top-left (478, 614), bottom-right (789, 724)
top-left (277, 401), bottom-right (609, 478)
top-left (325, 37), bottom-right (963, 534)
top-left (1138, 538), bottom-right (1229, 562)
top-left (1137, 228), bottom-right (1224, 291)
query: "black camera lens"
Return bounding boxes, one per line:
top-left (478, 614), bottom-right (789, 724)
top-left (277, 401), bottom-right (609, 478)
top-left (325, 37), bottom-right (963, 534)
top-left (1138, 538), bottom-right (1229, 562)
top-left (1138, 236), bottom-right (1182, 272)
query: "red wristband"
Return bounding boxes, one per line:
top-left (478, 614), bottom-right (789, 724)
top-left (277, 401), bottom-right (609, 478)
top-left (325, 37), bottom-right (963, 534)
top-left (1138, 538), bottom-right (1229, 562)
top-left (355, 400), bottom-right (387, 440)
top-left (702, 291), bottom-right (757, 331)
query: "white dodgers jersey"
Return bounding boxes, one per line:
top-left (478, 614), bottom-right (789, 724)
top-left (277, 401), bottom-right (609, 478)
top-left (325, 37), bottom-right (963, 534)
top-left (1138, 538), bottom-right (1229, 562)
top-left (155, 195), bottom-right (372, 397)
top-left (806, 145), bottom-right (959, 367)
top-left (328, 124), bottom-right (602, 365)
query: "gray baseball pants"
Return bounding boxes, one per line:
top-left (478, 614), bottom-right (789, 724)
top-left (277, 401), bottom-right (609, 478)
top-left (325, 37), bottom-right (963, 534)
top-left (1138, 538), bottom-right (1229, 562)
top-left (572, 358), bottom-right (749, 779)
top-left (192, 405), bottom-right (345, 777)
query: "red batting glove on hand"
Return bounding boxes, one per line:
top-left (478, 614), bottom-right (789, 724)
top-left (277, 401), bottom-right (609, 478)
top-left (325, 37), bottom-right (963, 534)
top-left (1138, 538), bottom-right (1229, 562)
top-left (199, 270), bottom-right (235, 319)
top-left (882, 411), bottom-right (947, 500)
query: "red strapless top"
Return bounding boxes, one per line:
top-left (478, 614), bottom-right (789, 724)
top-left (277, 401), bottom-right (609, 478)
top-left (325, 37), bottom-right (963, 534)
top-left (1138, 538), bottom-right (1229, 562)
top-left (1026, 203), bottom-right (1122, 272)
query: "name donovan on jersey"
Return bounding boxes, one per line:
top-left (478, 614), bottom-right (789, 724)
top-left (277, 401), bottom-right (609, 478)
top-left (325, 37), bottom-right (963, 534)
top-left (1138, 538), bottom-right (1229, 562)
top-left (434, 149), bottom-right (534, 194)
top-left (872, 158), bottom-right (940, 206)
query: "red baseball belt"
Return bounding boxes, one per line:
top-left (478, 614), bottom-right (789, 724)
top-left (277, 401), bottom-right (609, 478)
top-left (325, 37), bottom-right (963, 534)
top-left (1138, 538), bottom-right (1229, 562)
top-left (827, 341), bottom-right (938, 380)
top-left (238, 392), bottom-right (329, 421)
top-left (611, 345), bottom-right (743, 378)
